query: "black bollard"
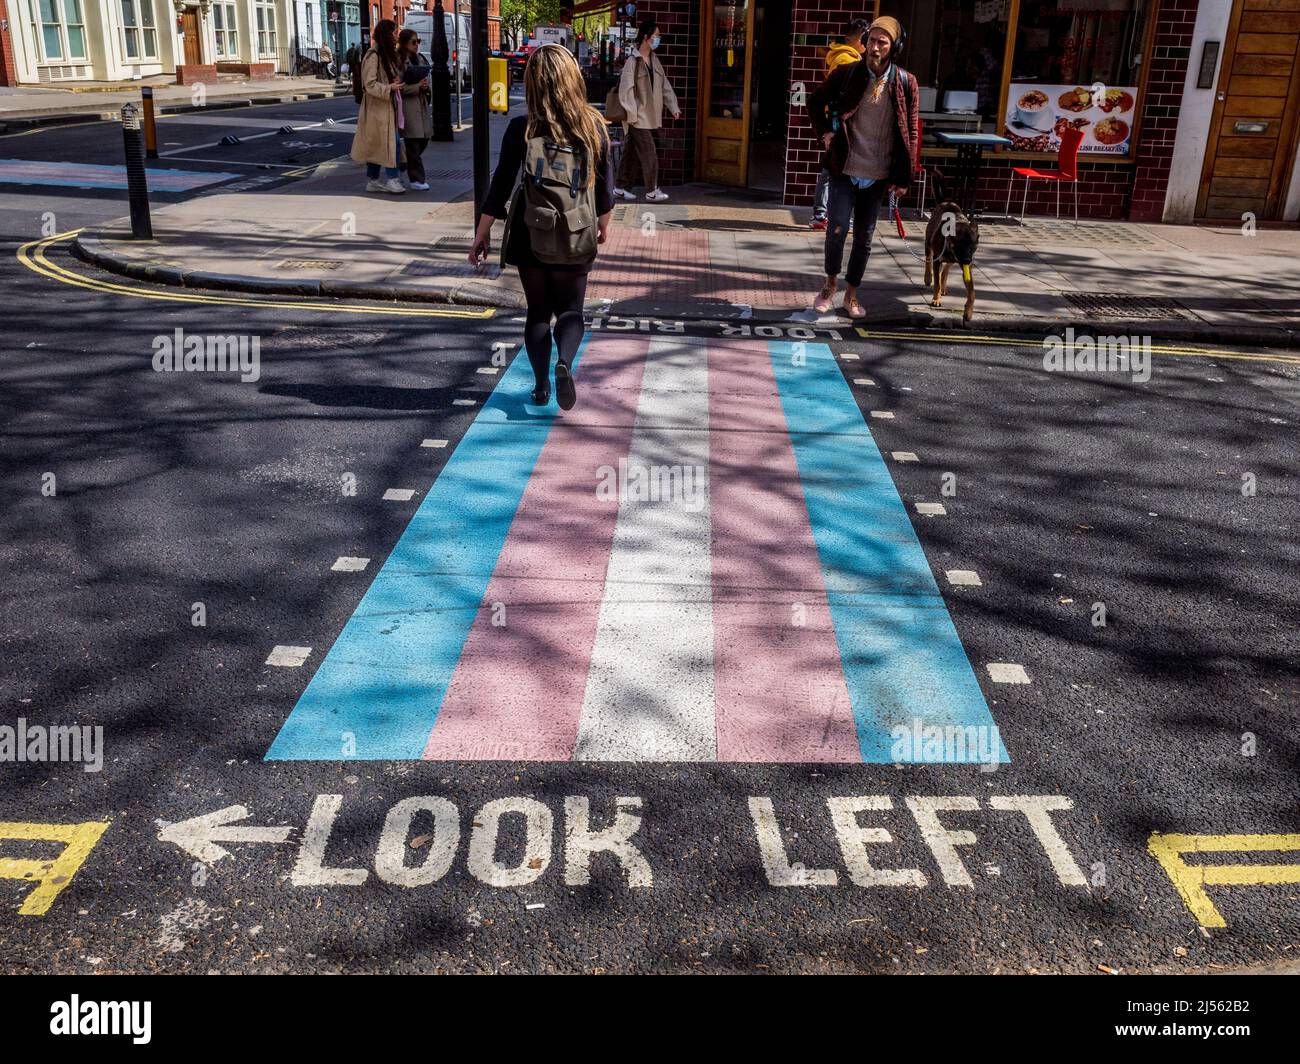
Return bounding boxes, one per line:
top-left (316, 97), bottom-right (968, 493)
top-left (141, 86), bottom-right (159, 159)
top-left (120, 103), bottom-right (153, 240)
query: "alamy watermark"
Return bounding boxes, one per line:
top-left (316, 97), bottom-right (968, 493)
top-left (0, 718), bottom-right (103, 773)
top-left (595, 459), bottom-right (706, 512)
top-left (890, 718), bottom-right (1003, 772)
top-left (1043, 327), bottom-right (1151, 383)
top-left (152, 327), bottom-right (261, 383)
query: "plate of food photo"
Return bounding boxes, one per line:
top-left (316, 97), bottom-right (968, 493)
top-left (1098, 89), bottom-right (1134, 114)
top-left (1058, 86), bottom-right (1092, 113)
top-left (1093, 115), bottom-right (1130, 145)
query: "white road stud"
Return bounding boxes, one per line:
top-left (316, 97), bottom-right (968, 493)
top-left (946, 570), bottom-right (982, 586)
top-left (266, 646), bottom-right (312, 667)
top-left (986, 663), bottom-right (1031, 685)
top-left (891, 451), bottom-right (919, 462)
top-left (915, 502), bottom-right (946, 516)
top-left (382, 488), bottom-right (416, 502)
top-left (331, 557), bottom-right (370, 572)
top-left (420, 439), bottom-right (448, 448)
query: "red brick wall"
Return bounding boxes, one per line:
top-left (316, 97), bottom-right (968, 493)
top-left (630, 0), bottom-right (699, 187)
top-left (1130, 0), bottom-right (1198, 222)
top-left (0, 18), bottom-right (16, 87)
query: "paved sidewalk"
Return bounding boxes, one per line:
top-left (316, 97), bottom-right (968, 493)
top-left (0, 76), bottom-right (349, 130)
top-left (74, 132), bottom-right (1300, 343)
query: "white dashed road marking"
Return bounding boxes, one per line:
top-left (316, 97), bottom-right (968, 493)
top-left (986, 663), bottom-right (1031, 685)
top-left (915, 502), bottom-right (946, 516)
top-left (420, 439), bottom-right (448, 448)
top-left (383, 489), bottom-right (417, 502)
top-left (891, 451), bottom-right (919, 462)
top-left (870, 410), bottom-right (894, 419)
top-left (331, 557), bottom-right (371, 572)
top-left (946, 570), bottom-right (982, 586)
top-left (266, 646), bottom-right (312, 667)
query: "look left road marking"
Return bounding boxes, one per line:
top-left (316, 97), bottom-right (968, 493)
top-left (1148, 831), bottom-right (1300, 928)
top-left (0, 820), bottom-right (110, 915)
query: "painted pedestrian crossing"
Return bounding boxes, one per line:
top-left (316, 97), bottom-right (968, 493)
top-left (267, 334), bottom-right (1006, 764)
top-left (0, 159), bottom-right (239, 191)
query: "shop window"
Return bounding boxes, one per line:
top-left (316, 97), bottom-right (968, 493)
top-left (1003, 0), bottom-right (1149, 154)
top-left (708, 0), bottom-right (749, 119)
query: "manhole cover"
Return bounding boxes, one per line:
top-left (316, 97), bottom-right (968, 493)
top-left (277, 259), bottom-right (345, 270)
top-left (1062, 293), bottom-right (1191, 319)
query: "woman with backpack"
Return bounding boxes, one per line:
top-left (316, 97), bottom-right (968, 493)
top-left (467, 44), bottom-right (613, 411)
top-left (611, 18), bottom-right (679, 203)
top-left (397, 27), bottom-right (433, 191)
top-left (349, 19), bottom-right (406, 195)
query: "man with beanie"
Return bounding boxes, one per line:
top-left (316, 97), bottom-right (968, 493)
top-left (808, 16), bottom-right (919, 318)
top-left (810, 19), bottom-right (869, 230)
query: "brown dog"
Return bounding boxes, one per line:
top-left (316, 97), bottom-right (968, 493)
top-left (923, 200), bottom-right (979, 323)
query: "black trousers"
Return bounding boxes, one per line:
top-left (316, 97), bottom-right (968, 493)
top-left (403, 137), bottom-right (428, 184)
top-left (823, 176), bottom-right (887, 287)
top-left (517, 265), bottom-right (589, 389)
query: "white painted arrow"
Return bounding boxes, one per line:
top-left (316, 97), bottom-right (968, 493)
top-left (158, 805), bottom-right (294, 864)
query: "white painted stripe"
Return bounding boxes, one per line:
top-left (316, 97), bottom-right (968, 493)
top-left (266, 645), bottom-right (312, 667)
top-left (476, 367), bottom-right (499, 375)
top-left (574, 336), bottom-right (716, 762)
top-left (891, 451), bottom-right (919, 462)
top-left (853, 377), bottom-right (876, 386)
top-left (915, 501), bottom-right (946, 516)
top-left (986, 663), bottom-right (1030, 684)
top-left (331, 557), bottom-right (370, 572)
top-left (945, 569), bottom-right (982, 586)
top-left (453, 398), bottom-right (477, 406)
top-left (870, 410), bottom-right (894, 419)
top-left (420, 439), bottom-right (448, 448)
top-left (383, 488), bottom-right (416, 501)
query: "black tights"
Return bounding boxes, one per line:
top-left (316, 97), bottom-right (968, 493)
top-left (518, 265), bottom-right (589, 390)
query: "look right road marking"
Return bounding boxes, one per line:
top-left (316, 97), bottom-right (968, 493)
top-left (0, 820), bottom-right (110, 915)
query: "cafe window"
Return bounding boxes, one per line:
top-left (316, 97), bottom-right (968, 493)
top-left (873, 0), bottom-right (1153, 157)
top-left (709, 1), bottom-right (749, 119)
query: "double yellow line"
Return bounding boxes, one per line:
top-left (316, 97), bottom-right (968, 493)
top-left (856, 327), bottom-right (1300, 365)
top-left (17, 230), bottom-right (495, 319)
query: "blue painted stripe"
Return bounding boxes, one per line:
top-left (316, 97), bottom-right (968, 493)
top-left (266, 340), bottom-right (588, 760)
top-left (0, 159), bottom-right (238, 191)
top-left (768, 340), bottom-right (1009, 765)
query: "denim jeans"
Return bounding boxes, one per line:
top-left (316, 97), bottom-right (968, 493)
top-left (823, 175), bottom-right (886, 287)
top-left (366, 132), bottom-right (402, 180)
top-left (812, 167), bottom-right (830, 220)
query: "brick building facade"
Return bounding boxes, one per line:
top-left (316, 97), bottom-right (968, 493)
top-left (616, 0), bottom-right (1209, 222)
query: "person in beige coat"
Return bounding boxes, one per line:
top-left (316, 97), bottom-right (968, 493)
top-left (350, 19), bottom-right (406, 195)
top-left (397, 27), bottom-right (433, 190)
top-left (613, 18), bottom-right (679, 202)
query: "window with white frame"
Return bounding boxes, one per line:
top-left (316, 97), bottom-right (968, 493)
top-left (120, 0), bottom-right (159, 61)
top-left (213, 2), bottom-right (239, 58)
top-left (256, 2), bottom-right (278, 56)
top-left (30, 0), bottom-right (88, 62)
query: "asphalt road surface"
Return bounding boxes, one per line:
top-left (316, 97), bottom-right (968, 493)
top-left (1, 101), bottom-right (1299, 974)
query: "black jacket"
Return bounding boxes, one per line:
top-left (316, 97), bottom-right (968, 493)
top-left (809, 62), bottom-right (919, 190)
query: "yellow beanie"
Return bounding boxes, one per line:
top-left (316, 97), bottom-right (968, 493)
top-left (868, 16), bottom-right (902, 45)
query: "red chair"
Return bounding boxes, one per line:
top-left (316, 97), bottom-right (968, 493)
top-left (1005, 127), bottom-right (1084, 224)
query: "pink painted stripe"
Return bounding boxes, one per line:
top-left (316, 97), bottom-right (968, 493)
top-left (707, 339), bottom-right (862, 762)
top-left (422, 335), bottom-right (651, 760)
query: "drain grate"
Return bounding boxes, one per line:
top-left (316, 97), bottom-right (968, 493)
top-left (428, 236), bottom-right (475, 252)
top-left (1062, 293), bottom-right (1191, 319)
top-left (277, 258), bottom-right (345, 270)
top-left (400, 258), bottom-right (480, 278)
top-left (424, 169), bottom-right (473, 180)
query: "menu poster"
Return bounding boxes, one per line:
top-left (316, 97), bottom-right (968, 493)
top-left (1003, 82), bottom-right (1138, 154)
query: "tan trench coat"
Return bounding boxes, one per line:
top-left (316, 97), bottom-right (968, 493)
top-left (617, 52), bottom-right (679, 131)
top-left (350, 50), bottom-right (404, 169)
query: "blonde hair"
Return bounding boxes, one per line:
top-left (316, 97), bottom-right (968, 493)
top-left (524, 44), bottom-right (609, 188)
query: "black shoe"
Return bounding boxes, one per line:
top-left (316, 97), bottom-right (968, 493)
top-left (555, 361), bottom-right (576, 411)
top-left (530, 384), bottom-right (550, 406)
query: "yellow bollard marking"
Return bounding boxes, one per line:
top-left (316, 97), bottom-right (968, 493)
top-left (0, 820), bottom-right (111, 916)
top-left (1147, 831), bottom-right (1300, 928)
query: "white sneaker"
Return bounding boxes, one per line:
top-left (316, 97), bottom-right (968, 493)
top-left (381, 178), bottom-right (407, 194)
top-left (645, 188), bottom-right (669, 202)
top-left (612, 187), bottom-right (636, 200)
top-left (409, 181), bottom-right (431, 191)
top-left (365, 179), bottom-right (386, 192)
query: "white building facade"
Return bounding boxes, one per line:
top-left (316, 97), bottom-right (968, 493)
top-left (5, 0), bottom-right (295, 83)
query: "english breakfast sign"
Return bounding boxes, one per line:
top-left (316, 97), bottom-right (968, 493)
top-left (1003, 81), bottom-right (1138, 154)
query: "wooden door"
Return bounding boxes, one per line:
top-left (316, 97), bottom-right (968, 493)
top-left (183, 9), bottom-right (203, 67)
top-left (1196, 0), bottom-right (1300, 219)
top-left (698, 0), bottom-right (756, 185)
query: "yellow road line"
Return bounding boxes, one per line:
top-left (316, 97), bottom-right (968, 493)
top-left (856, 327), bottom-right (1300, 365)
top-left (18, 231), bottom-right (495, 320)
top-left (1148, 832), bottom-right (1300, 928)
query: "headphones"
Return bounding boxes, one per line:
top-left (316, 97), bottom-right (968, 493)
top-left (888, 26), bottom-right (907, 61)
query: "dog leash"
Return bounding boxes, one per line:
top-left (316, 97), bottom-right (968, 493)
top-left (883, 188), bottom-right (927, 263)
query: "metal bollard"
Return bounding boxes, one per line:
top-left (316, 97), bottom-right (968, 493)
top-left (120, 103), bottom-right (153, 240)
top-left (141, 86), bottom-right (159, 159)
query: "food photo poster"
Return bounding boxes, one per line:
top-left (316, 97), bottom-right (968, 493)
top-left (1003, 82), bottom-right (1138, 154)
